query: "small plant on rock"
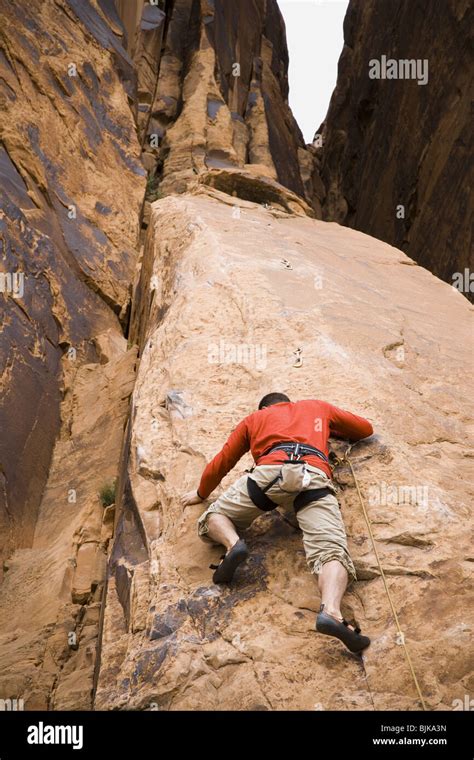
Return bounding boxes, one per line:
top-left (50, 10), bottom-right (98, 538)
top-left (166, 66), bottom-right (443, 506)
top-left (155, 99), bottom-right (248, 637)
top-left (145, 173), bottom-right (163, 202)
top-left (99, 479), bottom-right (117, 507)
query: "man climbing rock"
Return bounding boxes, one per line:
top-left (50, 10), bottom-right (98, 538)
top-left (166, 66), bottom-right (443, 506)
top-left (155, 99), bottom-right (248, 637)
top-left (181, 393), bottom-right (373, 653)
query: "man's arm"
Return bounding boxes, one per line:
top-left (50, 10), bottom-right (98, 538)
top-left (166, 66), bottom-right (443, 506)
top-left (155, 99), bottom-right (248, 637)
top-left (181, 418), bottom-right (250, 505)
top-left (328, 403), bottom-right (373, 440)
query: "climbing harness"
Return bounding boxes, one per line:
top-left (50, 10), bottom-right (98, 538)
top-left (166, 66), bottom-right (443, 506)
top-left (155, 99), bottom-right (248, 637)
top-left (332, 443), bottom-right (427, 711)
top-left (259, 440), bottom-right (329, 465)
top-left (247, 474), bottom-right (333, 513)
top-left (247, 441), bottom-right (333, 513)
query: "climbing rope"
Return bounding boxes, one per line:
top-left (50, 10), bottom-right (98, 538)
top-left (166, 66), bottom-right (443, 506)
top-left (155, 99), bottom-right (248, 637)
top-left (334, 444), bottom-right (427, 712)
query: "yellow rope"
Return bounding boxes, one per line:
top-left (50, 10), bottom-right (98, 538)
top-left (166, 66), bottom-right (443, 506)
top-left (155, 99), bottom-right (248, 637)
top-left (337, 445), bottom-right (427, 711)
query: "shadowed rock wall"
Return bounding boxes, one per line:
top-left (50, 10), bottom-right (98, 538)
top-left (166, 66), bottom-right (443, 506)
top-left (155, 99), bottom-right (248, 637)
top-left (317, 0), bottom-right (473, 297)
top-left (0, 0), bottom-right (143, 708)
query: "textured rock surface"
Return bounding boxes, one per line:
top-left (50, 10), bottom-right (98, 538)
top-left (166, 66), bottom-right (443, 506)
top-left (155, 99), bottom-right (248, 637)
top-left (1, 0), bottom-right (472, 713)
top-left (125, 0), bottom-right (316, 205)
top-left (318, 0), bottom-right (472, 296)
top-left (0, 338), bottom-right (137, 709)
top-left (95, 192), bottom-right (473, 711)
top-left (0, 0), bottom-right (145, 571)
top-left (0, 0), bottom-right (143, 708)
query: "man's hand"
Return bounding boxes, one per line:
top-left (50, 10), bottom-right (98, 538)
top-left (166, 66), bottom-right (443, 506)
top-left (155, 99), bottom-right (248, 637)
top-left (181, 490), bottom-right (204, 507)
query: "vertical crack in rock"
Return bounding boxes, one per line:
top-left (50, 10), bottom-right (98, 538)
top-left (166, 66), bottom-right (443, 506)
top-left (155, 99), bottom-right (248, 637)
top-left (0, 0), bottom-right (144, 709)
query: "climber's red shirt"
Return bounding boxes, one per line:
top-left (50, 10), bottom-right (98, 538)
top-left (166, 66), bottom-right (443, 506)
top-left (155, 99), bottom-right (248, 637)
top-left (197, 399), bottom-right (373, 499)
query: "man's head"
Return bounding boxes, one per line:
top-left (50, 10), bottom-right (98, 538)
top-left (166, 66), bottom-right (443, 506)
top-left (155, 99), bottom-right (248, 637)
top-left (258, 392), bottom-right (290, 410)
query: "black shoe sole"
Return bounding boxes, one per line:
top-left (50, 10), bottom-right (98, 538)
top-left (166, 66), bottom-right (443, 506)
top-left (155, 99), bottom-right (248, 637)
top-left (316, 611), bottom-right (370, 653)
top-left (212, 540), bottom-right (249, 584)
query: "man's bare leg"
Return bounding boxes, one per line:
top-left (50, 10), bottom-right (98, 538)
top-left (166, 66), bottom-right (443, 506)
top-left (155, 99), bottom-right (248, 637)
top-left (318, 559), bottom-right (355, 630)
top-left (207, 513), bottom-right (239, 553)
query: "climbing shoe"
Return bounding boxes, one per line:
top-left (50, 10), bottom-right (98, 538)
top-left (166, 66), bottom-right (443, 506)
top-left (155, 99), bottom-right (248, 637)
top-left (316, 603), bottom-right (370, 653)
top-left (210, 539), bottom-right (249, 584)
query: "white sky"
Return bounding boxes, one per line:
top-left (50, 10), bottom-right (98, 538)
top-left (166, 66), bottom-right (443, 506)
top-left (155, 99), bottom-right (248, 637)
top-left (277, 0), bottom-right (349, 143)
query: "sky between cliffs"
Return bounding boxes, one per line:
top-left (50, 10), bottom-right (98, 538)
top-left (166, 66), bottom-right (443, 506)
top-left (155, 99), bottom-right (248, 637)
top-left (277, 0), bottom-right (349, 143)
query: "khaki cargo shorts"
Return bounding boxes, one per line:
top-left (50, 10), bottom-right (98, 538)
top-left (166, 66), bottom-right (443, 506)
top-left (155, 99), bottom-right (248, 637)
top-left (197, 464), bottom-right (357, 583)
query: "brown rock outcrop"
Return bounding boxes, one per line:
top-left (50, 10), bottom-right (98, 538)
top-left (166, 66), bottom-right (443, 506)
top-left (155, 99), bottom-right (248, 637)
top-left (1, 0), bottom-right (472, 714)
top-left (0, 0), bottom-right (143, 708)
top-left (122, 0), bottom-right (317, 206)
top-left (317, 0), bottom-right (472, 297)
top-left (95, 192), bottom-right (473, 711)
top-left (0, 338), bottom-right (137, 709)
top-left (0, 0), bottom-right (144, 568)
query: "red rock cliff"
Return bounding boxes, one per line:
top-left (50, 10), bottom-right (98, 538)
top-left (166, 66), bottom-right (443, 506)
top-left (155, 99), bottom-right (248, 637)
top-left (0, 0), bottom-right (472, 713)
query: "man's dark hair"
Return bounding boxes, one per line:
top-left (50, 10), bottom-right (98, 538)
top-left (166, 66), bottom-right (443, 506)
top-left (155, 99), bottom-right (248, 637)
top-left (258, 392), bottom-right (290, 410)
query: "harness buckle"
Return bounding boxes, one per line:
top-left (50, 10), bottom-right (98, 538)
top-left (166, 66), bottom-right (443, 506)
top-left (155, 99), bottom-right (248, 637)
top-left (290, 443), bottom-right (301, 462)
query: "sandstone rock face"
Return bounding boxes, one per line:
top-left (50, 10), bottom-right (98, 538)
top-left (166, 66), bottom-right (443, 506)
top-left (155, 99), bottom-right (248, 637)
top-left (95, 192), bottom-right (473, 711)
top-left (122, 0), bottom-right (317, 206)
top-left (318, 0), bottom-right (472, 297)
top-left (0, 339), bottom-right (137, 709)
top-left (0, 0), bottom-right (145, 571)
top-left (0, 0), bottom-right (143, 708)
top-left (1, 0), bottom-right (472, 714)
